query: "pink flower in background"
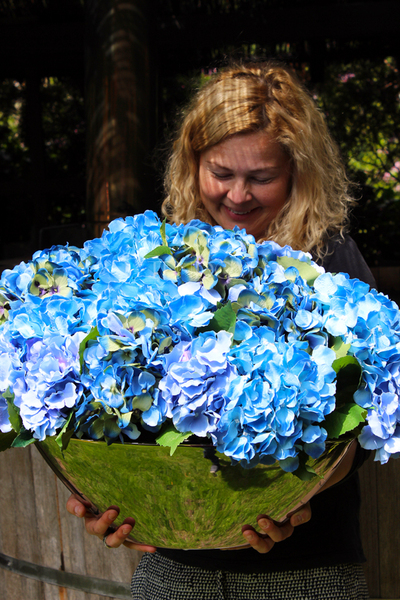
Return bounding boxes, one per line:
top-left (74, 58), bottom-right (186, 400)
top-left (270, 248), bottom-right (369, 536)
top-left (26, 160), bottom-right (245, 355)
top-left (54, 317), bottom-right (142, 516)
top-left (339, 73), bottom-right (355, 83)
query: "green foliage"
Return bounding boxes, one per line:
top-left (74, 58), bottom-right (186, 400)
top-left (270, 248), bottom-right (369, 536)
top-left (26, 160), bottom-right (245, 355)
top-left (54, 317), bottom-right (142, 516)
top-left (332, 356), bottom-right (362, 407)
top-left (55, 412), bottom-right (75, 453)
top-left (79, 326), bottom-right (100, 370)
top-left (0, 431), bottom-right (17, 453)
top-left (323, 356), bottom-right (366, 439)
top-left (201, 301), bottom-right (237, 334)
top-left (293, 452), bottom-right (318, 482)
top-left (144, 245), bottom-right (173, 258)
top-left (155, 422), bottom-right (192, 455)
top-left (0, 76), bottom-right (86, 256)
top-left (323, 404), bottom-right (367, 440)
top-left (40, 77), bottom-right (86, 180)
top-left (11, 430), bottom-right (36, 448)
top-left (316, 57), bottom-right (400, 264)
top-left (0, 80), bottom-right (29, 179)
top-left (5, 388), bottom-right (22, 433)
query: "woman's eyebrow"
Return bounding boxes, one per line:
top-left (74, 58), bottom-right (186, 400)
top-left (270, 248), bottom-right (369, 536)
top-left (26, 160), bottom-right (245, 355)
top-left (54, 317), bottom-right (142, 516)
top-left (205, 160), bottom-right (280, 172)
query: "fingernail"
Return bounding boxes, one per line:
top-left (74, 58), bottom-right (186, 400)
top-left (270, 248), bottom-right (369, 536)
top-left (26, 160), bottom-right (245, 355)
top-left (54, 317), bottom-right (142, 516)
top-left (122, 525), bottom-right (132, 535)
top-left (74, 507), bottom-right (82, 517)
top-left (107, 511), bottom-right (118, 523)
top-left (258, 518), bottom-right (270, 531)
top-left (243, 531), bottom-right (254, 541)
top-left (293, 514), bottom-right (303, 526)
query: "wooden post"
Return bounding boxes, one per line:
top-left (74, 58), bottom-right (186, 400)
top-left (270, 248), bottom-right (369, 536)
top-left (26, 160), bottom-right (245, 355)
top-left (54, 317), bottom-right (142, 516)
top-left (85, 0), bottom-right (155, 238)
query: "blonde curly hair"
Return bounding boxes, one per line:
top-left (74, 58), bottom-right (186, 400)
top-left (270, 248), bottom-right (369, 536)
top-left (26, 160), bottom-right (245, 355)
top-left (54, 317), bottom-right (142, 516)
top-left (162, 60), bottom-right (354, 259)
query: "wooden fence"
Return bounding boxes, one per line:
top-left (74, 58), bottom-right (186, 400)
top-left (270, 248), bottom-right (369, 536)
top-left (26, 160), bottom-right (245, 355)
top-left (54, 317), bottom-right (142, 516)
top-left (0, 444), bottom-right (140, 600)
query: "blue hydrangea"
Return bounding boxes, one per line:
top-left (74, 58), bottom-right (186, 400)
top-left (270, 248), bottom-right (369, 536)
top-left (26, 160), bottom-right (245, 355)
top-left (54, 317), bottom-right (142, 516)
top-left (10, 332), bottom-right (86, 440)
top-left (1, 210), bottom-right (400, 469)
top-left (210, 328), bottom-right (336, 468)
top-left (156, 331), bottom-right (237, 436)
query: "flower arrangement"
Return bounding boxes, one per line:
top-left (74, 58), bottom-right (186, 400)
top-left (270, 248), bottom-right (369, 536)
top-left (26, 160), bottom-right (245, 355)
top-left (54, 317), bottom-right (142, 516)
top-left (0, 211), bottom-right (399, 479)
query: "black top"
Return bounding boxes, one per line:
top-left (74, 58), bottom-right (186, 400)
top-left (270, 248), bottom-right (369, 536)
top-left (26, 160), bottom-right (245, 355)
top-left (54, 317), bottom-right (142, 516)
top-left (158, 236), bottom-right (376, 573)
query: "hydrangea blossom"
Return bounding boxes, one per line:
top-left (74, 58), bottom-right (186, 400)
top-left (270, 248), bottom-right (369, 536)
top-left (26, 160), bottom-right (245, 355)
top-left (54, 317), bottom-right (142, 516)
top-left (1, 211), bottom-right (400, 471)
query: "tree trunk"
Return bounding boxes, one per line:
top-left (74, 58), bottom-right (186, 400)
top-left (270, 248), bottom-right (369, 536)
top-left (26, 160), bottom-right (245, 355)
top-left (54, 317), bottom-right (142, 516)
top-left (85, 0), bottom-right (156, 238)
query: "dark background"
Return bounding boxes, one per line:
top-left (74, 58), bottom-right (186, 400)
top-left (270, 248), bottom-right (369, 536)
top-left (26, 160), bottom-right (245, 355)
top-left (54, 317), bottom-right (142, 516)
top-left (1, 0), bottom-right (399, 267)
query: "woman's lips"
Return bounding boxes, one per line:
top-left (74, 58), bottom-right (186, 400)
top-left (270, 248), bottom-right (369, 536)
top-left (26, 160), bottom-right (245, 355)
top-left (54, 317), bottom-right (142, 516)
top-left (223, 205), bottom-right (259, 221)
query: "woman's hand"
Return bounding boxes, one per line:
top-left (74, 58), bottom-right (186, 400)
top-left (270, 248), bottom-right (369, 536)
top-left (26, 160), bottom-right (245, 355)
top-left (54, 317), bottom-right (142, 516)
top-left (241, 441), bottom-right (357, 553)
top-left (66, 494), bottom-right (157, 552)
top-left (241, 502), bottom-right (312, 554)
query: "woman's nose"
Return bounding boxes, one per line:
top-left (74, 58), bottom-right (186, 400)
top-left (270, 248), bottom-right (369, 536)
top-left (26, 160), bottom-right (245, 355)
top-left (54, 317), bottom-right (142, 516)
top-left (226, 180), bottom-right (252, 203)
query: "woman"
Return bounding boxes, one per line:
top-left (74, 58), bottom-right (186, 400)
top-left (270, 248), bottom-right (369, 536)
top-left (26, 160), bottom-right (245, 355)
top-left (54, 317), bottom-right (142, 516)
top-left (68, 60), bottom-right (373, 599)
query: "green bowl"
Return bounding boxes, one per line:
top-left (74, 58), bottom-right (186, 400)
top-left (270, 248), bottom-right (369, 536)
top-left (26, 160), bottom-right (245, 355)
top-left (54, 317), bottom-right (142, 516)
top-left (36, 437), bottom-right (352, 550)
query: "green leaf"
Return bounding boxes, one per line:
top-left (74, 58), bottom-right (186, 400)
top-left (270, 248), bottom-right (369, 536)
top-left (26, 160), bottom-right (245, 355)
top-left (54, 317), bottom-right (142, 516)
top-left (11, 430), bottom-right (36, 448)
top-left (323, 403), bottom-right (367, 439)
top-left (332, 354), bottom-right (360, 374)
top-left (60, 428), bottom-right (75, 453)
top-left (55, 412), bottom-right (74, 453)
top-left (201, 301), bottom-right (236, 335)
top-left (277, 256), bottom-right (321, 286)
top-left (79, 326), bottom-right (99, 370)
top-left (144, 245), bottom-right (173, 258)
top-left (156, 422), bottom-right (192, 456)
top-left (3, 387), bottom-right (14, 402)
top-left (292, 452), bottom-right (319, 481)
top-left (333, 356), bottom-right (362, 407)
top-left (0, 431), bottom-right (18, 453)
top-left (5, 389), bottom-right (21, 433)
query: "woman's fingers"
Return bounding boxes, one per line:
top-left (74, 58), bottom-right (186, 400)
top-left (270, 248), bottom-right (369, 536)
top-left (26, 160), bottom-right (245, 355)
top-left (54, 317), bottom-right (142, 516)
top-left (123, 538), bottom-right (158, 552)
top-left (241, 502), bottom-right (312, 554)
top-left (102, 517), bottom-right (157, 552)
top-left (66, 494), bottom-right (156, 552)
top-left (102, 517), bottom-right (134, 549)
top-left (289, 502), bottom-right (312, 527)
top-left (66, 494), bottom-right (92, 518)
top-left (242, 525), bottom-right (275, 553)
top-left (242, 516), bottom-right (294, 553)
top-left (84, 506), bottom-right (120, 538)
top-left (257, 516), bottom-right (294, 543)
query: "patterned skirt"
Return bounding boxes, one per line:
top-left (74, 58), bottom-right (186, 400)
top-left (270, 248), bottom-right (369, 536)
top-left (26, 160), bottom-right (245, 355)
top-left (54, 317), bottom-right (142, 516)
top-left (130, 552), bottom-right (369, 600)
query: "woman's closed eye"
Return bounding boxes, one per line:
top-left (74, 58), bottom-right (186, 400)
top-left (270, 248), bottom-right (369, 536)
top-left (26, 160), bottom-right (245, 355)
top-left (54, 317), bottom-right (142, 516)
top-left (211, 172), bottom-right (274, 184)
top-left (211, 171), bottom-right (233, 180)
top-left (250, 176), bottom-right (274, 184)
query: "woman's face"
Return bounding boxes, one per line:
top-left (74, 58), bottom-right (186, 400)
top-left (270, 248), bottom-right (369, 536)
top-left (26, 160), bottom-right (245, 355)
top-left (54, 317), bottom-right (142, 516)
top-left (199, 131), bottom-right (292, 240)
